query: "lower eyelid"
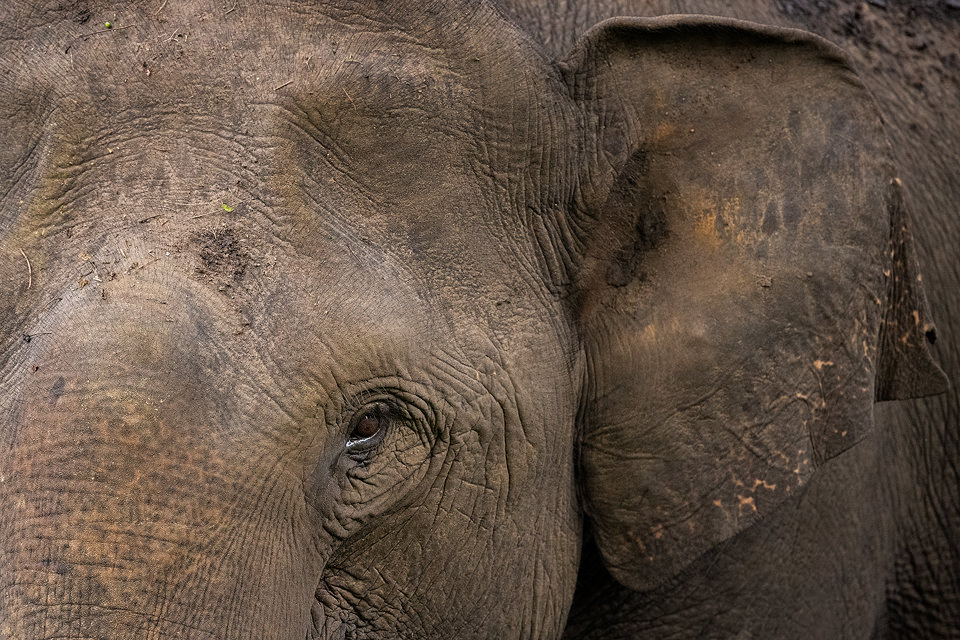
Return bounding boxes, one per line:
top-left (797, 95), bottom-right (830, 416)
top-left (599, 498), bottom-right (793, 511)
top-left (349, 433), bottom-right (381, 446)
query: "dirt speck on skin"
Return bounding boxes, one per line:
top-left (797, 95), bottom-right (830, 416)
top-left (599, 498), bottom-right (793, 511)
top-left (194, 227), bottom-right (249, 285)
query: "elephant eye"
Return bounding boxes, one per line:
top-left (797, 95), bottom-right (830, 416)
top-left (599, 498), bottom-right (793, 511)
top-left (346, 403), bottom-right (391, 453)
top-left (354, 415), bottom-right (382, 439)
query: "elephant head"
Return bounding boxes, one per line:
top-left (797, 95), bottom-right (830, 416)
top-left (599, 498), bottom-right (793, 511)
top-left (0, 1), bottom-right (945, 637)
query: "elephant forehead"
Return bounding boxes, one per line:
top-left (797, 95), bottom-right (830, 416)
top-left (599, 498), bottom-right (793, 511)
top-left (253, 245), bottom-right (434, 363)
top-left (6, 1), bottom-right (526, 118)
top-left (13, 14), bottom-right (476, 144)
top-left (2, 1), bottom-right (570, 381)
top-left (3, 2), bottom-right (554, 265)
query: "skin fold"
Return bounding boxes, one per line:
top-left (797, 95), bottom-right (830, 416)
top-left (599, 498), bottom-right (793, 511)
top-left (0, 1), bottom-right (955, 638)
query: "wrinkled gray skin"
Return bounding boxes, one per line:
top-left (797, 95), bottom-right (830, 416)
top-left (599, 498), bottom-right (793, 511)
top-left (0, 1), bottom-right (956, 639)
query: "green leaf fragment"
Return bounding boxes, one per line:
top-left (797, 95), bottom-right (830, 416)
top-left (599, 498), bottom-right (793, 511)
top-left (221, 203), bottom-right (234, 212)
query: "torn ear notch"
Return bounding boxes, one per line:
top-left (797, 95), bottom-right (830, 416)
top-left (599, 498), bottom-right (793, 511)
top-left (875, 178), bottom-right (949, 401)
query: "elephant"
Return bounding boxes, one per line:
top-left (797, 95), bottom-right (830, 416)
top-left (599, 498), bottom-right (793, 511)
top-left (0, 0), bottom-right (955, 638)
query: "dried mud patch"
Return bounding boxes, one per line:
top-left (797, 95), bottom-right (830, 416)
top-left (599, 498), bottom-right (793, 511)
top-left (193, 226), bottom-right (249, 287)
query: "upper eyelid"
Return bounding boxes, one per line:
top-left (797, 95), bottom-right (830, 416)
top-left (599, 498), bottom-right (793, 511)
top-left (346, 394), bottom-right (403, 420)
top-left (343, 386), bottom-right (420, 419)
top-left (332, 378), bottom-right (439, 434)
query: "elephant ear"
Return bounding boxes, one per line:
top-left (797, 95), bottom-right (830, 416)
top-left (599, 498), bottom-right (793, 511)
top-left (559, 17), bottom-right (948, 591)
